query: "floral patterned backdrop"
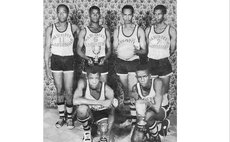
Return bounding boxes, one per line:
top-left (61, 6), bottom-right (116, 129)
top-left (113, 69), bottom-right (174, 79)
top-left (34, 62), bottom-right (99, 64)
top-left (43, 0), bottom-right (177, 113)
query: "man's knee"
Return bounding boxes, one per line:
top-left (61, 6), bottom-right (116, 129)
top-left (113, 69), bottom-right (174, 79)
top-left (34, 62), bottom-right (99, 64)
top-left (76, 105), bottom-right (90, 118)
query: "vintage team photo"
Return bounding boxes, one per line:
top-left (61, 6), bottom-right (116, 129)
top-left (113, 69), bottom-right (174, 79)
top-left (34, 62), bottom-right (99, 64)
top-left (44, 0), bottom-right (177, 142)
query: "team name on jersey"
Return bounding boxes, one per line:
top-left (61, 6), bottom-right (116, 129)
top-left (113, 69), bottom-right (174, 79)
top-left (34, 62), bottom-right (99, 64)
top-left (51, 33), bottom-right (74, 47)
top-left (119, 38), bottom-right (136, 45)
top-left (149, 35), bottom-right (170, 49)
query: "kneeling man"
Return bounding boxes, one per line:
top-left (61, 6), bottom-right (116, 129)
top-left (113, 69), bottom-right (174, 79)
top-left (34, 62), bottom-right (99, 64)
top-left (73, 66), bottom-right (115, 142)
top-left (131, 64), bottom-right (170, 142)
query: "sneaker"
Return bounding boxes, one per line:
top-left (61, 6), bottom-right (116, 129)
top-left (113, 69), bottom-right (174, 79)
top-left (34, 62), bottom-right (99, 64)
top-left (82, 130), bottom-right (92, 142)
top-left (55, 118), bottom-right (65, 128)
top-left (66, 119), bottom-right (75, 130)
top-left (158, 119), bottom-right (170, 136)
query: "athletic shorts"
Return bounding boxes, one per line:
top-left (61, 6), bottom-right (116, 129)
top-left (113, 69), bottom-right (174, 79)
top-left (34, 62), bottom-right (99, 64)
top-left (51, 54), bottom-right (74, 72)
top-left (148, 58), bottom-right (173, 77)
top-left (82, 56), bottom-right (108, 75)
top-left (91, 109), bottom-right (111, 123)
top-left (115, 58), bottom-right (140, 74)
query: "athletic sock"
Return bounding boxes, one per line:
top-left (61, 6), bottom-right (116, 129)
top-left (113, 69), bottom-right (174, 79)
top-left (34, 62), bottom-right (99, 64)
top-left (148, 121), bottom-right (158, 137)
top-left (129, 105), bottom-right (137, 124)
top-left (66, 104), bottom-right (73, 120)
top-left (57, 102), bottom-right (65, 119)
top-left (78, 117), bottom-right (91, 131)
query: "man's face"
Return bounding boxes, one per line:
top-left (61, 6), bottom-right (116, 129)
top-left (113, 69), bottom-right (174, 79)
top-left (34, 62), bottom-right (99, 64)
top-left (57, 6), bottom-right (68, 22)
top-left (90, 9), bottom-right (100, 23)
top-left (88, 73), bottom-right (100, 89)
top-left (136, 70), bottom-right (151, 87)
top-left (154, 9), bottom-right (165, 24)
top-left (122, 8), bottom-right (133, 24)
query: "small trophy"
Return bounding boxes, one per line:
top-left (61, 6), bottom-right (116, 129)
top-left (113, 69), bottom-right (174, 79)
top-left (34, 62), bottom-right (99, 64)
top-left (92, 45), bottom-right (101, 64)
top-left (136, 100), bottom-right (147, 126)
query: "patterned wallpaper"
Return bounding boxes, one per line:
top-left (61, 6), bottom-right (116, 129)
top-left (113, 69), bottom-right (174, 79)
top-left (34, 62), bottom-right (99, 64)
top-left (43, 0), bottom-right (177, 111)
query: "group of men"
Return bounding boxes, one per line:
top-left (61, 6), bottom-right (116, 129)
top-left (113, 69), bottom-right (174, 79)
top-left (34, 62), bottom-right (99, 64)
top-left (44, 3), bottom-right (176, 142)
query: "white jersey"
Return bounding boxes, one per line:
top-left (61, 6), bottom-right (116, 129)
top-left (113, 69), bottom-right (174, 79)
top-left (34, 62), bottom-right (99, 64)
top-left (117, 25), bottom-right (140, 61)
top-left (51, 22), bottom-right (74, 56)
top-left (85, 80), bottom-right (106, 111)
top-left (148, 25), bottom-right (171, 59)
top-left (136, 78), bottom-right (168, 106)
top-left (84, 26), bottom-right (106, 58)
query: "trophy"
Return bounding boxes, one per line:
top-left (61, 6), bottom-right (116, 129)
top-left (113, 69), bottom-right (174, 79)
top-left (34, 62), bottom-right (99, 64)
top-left (92, 45), bottom-right (101, 64)
top-left (136, 100), bottom-right (147, 126)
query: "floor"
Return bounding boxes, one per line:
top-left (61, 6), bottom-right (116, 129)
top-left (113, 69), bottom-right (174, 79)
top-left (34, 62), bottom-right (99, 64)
top-left (44, 108), bottom-right (177, 142)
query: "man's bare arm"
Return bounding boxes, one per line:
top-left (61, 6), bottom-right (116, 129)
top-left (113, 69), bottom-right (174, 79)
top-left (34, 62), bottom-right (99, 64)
top-left (44, 26), bottom-right (52, 78)
top-left (113, 27), bottom-right (119, 55)
top-left (103, 28), bottom-right (112, 60)
top-left (135, 27), bottom-right (147, 55)
top-left (76, 28), bottom-right (90, 60)
top-left (150, 78), bottom-right (164, 113)
top-left (169, 26), bottom-right (177, 55)
top-left (73, 79), bottom-right (103, 105)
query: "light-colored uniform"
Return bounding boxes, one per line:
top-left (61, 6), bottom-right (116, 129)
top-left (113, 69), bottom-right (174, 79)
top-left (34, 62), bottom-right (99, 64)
top-left (51, 22), bottom-right (74, 56)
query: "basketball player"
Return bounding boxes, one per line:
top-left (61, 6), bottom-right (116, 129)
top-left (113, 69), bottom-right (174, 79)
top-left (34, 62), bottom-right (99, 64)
top-left (113, 5), bottom-right (146, 100)
top-left (44, 4), bottom-right (80, 129)
top-left (77, 6), bottom-right (111, 82)
top-left (145, 5), bottom-right (177, 96)
top-left (130, 64), bottom-right (171, 142)
top-left (73, 66), bottom-right (115, 142)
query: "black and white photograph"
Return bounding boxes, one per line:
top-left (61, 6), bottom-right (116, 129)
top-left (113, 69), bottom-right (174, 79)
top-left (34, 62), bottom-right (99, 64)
top-left (0, 0), bottom-right (229, 142)
top-left (43, 0), bottom-right (177, 142)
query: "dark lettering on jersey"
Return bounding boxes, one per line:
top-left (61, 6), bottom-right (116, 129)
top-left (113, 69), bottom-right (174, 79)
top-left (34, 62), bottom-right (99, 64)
top-left (149, 35), bottom-right (170, 49)
top-left (119, 38), bottom-right (136, 45)
top-left (85, 33), bottom-right (106, 42)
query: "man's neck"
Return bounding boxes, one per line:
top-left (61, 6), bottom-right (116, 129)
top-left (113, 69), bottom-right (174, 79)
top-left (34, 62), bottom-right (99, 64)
top-left (89, 22), bottom-right (100, 28)
top-left (124, 22), bottom-right (133, 28)
top-left (57, 21), bottom-right (68, 27)
top-left (155, 22), bottom-right (166, 28)
top-left (141, 80), bottom-right (152, 91)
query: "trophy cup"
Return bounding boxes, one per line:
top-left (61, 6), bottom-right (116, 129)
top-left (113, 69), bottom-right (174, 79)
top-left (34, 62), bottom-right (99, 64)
top-left (136, 100), bottom-right (147, 126)
top-left (92, 45), bottom-right (101, 64)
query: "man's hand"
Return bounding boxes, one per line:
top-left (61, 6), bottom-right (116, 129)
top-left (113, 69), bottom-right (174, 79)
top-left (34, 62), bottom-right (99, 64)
top-left (45, 67), bottom-right (53, 79)
top-left (87, 58), bottom-right (94, 66)
top-left (99, 57), bottom-right (106, 65)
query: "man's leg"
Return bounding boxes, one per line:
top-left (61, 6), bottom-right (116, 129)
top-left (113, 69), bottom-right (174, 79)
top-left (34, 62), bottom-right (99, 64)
top-left (117, 73), bottom-right (128, 98)
top-left (159, 76), bottom-right (171, 95)
top-left (145, 108), bottom-right (166, 141)
top-left (76, 105), bottom-right (92, 142)
top-left (52, 71), bottom-right (65, 128)
top-left (63, 71), bottom-right (74, 129)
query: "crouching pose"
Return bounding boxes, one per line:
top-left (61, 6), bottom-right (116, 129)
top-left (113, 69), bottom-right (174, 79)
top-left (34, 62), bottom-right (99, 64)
top-left (73, 66), bottom-right (115, 142)
top-left (131, 64), bottom-right (171, 142)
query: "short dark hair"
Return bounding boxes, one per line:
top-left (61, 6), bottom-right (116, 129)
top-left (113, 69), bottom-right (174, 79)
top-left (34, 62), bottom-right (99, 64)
top-left (86, 66), bottom-right (101, 76)
top-left (122, 5), bottom-right (134, 14)
top-left (89, 6), bottom-right (100, 14)
top-left (56, 4), bottom-right (69, 14)
top-left (136, 64), bottom-right (150, 74)
top-left (154, 5), bottom-right (167, 14)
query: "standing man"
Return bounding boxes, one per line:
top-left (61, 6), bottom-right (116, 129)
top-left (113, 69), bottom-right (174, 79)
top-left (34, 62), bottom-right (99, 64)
top-left (44, 4), bottom-right (80, 129)
top-left (130, 64), bottom-right (171, 142)
top-left (145, 5), bottom-right (177, 97)
top-left (73, 66), bottom-right (115, 142)
top-left (77, 6), bottom-right (112, 82)
top-left (113, 5), bottom-right (146, 99)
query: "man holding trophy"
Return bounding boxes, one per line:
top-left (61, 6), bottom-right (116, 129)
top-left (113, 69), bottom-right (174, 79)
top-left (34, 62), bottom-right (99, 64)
top-left (130, 64), bottom-right (171, 142)
top-left (77, 6), bottom-right (111, 82)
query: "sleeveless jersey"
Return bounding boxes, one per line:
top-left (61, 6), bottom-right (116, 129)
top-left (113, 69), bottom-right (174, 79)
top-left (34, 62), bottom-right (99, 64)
top-left (148, 25), bottom-right (171, 59)
top-left (136, 78), bottom-right (168, 106)
top-left (85, 80), bottom-right (106, 111)
top-left (51, 22), bottom-right (74, 56)
top-left (84, 26), bottom-right (106, 58)
top-left (117, 25), bottom-right (140, 61)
